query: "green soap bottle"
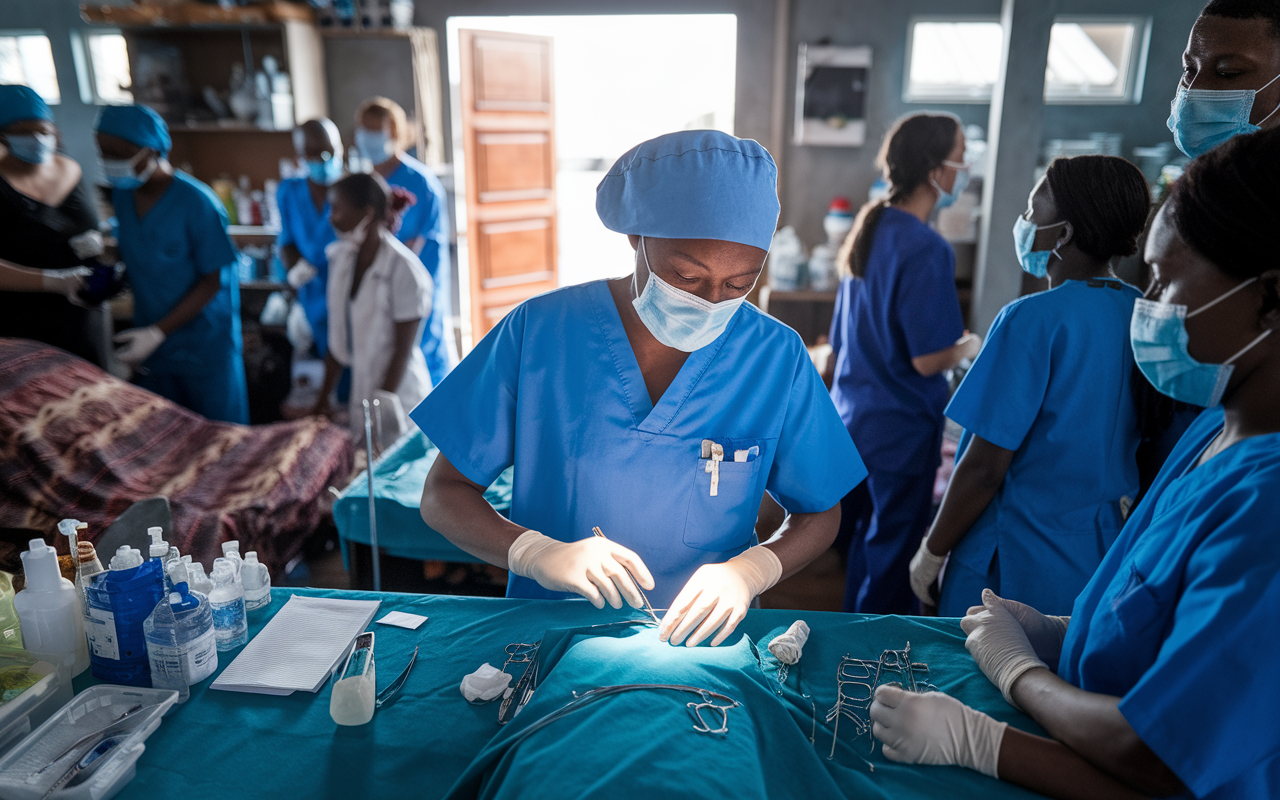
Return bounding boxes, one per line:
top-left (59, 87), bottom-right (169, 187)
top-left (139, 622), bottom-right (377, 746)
top-left (0, 571), bottom-right (22, 648)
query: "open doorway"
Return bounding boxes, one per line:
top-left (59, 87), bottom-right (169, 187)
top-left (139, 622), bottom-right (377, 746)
top-left (446, 14), bottom-right (737, 349)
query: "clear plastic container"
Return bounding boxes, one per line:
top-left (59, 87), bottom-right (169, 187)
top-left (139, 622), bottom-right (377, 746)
top-left (240, 552), bottom-right (271, 612)
top-left (0, 656), bottom-right (70, 757)
top-left (0, 684), bottom-right (178, 800)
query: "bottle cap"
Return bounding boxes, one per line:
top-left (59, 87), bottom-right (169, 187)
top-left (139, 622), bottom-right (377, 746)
top-left (148, 527), bottom-right (168, 559)
top-left (19, 539), bottom-right (62, 592)
top-left (222, 541), bottom-right (241, 556)
top-left (244, 552), bottom-right (259, 564)
top-left (110, 545), bottom-right (144, 571)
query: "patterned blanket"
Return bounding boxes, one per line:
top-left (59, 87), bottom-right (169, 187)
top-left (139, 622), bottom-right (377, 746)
top-left (0, 339), bottom-right (355, 576)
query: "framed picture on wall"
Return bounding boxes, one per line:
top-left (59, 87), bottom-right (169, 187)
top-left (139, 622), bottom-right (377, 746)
top-left (794, 44), bottom-right (872, 147)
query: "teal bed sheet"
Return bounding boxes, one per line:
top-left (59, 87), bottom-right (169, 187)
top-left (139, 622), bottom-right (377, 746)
top-left (333, 430), bottom-right (513, 565)
top-left (73, 589), bottom-right (1047, 800)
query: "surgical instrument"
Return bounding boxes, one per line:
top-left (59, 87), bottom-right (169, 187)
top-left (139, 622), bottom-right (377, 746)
top-left (376, 646), bottom-right (418, 709)
top-left (35, 703), bottom-right (144, 775)
top-left (591, 526), bottom-right (661, 624)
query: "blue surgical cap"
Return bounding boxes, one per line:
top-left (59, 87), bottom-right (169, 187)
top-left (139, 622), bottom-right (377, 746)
top-left (94, 104), bottom-right (171, 156)
top-left (0, 84), bottom-right (52, 130)
top-left (596, 130), bottom-right (780, 252)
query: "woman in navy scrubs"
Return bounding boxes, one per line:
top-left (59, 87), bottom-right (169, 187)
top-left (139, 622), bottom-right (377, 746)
top-left (870, 127), bottom-right (1280, 800)
top-left (911, 155), bottom-right (1151, 617)
top-left (828, 112), bottom-right (980, 614)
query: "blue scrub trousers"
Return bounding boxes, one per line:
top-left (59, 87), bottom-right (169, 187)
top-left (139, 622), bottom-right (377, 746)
top-left (138, 358), bottom-right (249, 425)
top-left (938, 554), bottom-right (995, 616)
top-left (840, 468), bottom-right (935, 614)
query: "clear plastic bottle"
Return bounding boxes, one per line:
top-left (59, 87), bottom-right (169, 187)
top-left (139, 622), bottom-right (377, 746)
top-left (241, 552), bottom-right (272, 612)
top-left (208, 559), bottom-right (247, 651)
top-left (13, 539), bottom-right (89, 678)
top-left (145, 563), bottom-right (219, 703)
top-left (187, 561), bottom-right (213, 596)
top-left (221, 541), bottom-right (244, 580)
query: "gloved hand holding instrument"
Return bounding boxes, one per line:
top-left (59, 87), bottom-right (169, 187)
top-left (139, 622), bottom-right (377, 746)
top-left (507, 529), bottom-right (655, 611)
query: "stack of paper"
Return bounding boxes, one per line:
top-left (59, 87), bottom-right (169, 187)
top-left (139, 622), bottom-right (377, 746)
top-left (211, 595), bottom-right (381, 695)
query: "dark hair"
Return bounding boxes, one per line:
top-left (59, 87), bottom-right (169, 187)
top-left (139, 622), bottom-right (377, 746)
top-left (331, 172), bottom-right (416, 234)
top-left (838, 113), bottom-right (960, 278)
top-left (1043, 155), bottom-right (1150, 263)
top-left (1201, 0), bottom-right (1280, 38)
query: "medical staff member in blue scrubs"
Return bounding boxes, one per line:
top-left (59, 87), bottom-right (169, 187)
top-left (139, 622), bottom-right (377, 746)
top-left (277, 118), bottom-right (342, 357)
top-left (827, 112), bottom-right (981, 614)
top-left (355, 97), bottom-right (455, 385)
top-left (415, 131), bottom-right (865, 647)
top-left (911, 156), bottom-right (1151, 617)
top-left (95, 105), bottom-right (249, 424)
top-left (868, 128), bottom-right (1280, 800)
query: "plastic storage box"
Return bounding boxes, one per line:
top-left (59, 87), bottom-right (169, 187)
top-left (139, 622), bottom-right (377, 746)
top-left (0, 660), bottom-right (71, 757)
top-left (0, 685), bottom-right (178, 800)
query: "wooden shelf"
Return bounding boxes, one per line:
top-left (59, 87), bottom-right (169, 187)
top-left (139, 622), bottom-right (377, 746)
top-left (81, 1), bottom-right (313, 28)
top-left (319, 27), bottom-right (414, 38)
top-left (169, 122), bottom-right (294, 133)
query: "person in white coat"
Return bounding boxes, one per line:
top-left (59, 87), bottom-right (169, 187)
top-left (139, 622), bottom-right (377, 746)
top-left (312, 172), bottom-right (433, 444)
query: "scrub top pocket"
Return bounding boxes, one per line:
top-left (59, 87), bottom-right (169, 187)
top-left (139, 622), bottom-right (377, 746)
top-left (682, 456), bottom-right (763, 551)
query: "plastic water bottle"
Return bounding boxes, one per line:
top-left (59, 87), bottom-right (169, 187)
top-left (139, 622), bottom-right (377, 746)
top-left (208, 559), bottom-right (247, 651)
top-left (221, 541), bottom-right (244, 580)
top-left (187, 561), bottom-right (213, 596)
top-left (145, 563), bottom-right (218, 703)
top-left (85, 546), bottom-right (164, 685)
top-left (241, 552), bottom-right (271, 612)
top-left (14, 539), bottom-right (89, 678)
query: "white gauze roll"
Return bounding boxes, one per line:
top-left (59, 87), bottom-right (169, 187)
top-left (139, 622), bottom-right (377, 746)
top-left (768, 620), bottom-right (810, 665)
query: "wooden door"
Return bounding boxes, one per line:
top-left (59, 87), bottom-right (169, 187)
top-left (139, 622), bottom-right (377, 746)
top-left (458, 29), bottom-right (558, 344)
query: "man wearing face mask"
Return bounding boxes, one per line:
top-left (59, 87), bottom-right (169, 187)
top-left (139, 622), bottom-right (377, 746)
top-left (414, 131), bottom-right (865, 648)
top-left (277, 117), bottom-right (344, 358)
top-left (0, 84), bottom-right (109, 366)
top-left (354, 96), bottom-right (455, 385)
top-left (94, 104), bottom-right (248, 424)
top-left (1168, 0), bottom-right (1280, 159)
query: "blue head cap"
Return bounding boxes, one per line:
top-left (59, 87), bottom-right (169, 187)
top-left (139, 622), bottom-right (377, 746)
top-left (94, 104), bottom-right (171, 157)
top-left (0, 84), bottom-right (53, 130)
top-left (596, 130), bottom-right (780, 252)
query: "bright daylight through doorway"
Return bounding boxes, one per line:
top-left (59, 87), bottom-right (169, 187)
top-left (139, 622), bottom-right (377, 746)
top-left (447, 14), bottom-right (738, 290)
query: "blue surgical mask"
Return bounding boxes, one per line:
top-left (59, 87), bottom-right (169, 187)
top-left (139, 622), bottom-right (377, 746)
top-left (354, 128), bottom-right (394, 166)
top-left (1012, 216), bottom-right (1067, 278)
top-left (931, 160), bottom-right (970, 210)
top-left (632, 236), bottom-right (753, 352)
top-left (100, 149), bottom-right (156, 191)
top-left (307, 154), bottom-right (342, 186)
top-left (5, 132), bottom-right (56, 164)
top-left (1130, 277), bottom-right (1272, 407)
top-left (1167, 72), bottom-right (1280, 159)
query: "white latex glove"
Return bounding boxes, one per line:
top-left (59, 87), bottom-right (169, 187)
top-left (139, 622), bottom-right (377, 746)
top-left (870, 684), bottom-right (1007, 778)
top-left (965, 595), bottom-right (1069, 670)
top-left (287, 259), bottom-right (319, 289)
top-left (659, 545), bottom-right (782, 648)
top-left (960, 589), bottom-right (1048, 709)
top-left (113, 325), bottom-right (166, 367)
top-left (507, 530), bottom-right (654, 611)
top-left (42, 267), bottom-right (91, 306)
top-left (909, 537), bottom-right (947, 606)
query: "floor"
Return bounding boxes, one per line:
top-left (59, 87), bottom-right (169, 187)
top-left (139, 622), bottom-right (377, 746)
top-left (286, 527), bottom-right (848, 612)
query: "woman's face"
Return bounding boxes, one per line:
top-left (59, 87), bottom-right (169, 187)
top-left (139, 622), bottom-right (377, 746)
top-left (329, 190), bottom-right (365, 235)
top-left (1023, 176), bottom-right (1069, 252)
top-left (629, 235), bottom-right (766, 305)
top-left (936, 126), bottom-right (968, 194)
top-left (1143, 203), bottom-right (1276, 376)
top-left (1183, 14), bottom-right (1280, 128)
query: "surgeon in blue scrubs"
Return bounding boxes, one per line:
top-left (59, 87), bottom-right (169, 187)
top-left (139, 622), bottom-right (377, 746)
top-left (867, 128), bottom-right (1280, 800)
top-left (277, 118), bottom-right (342, 357)
top-left (415, 131), bottom-right (865, 647)
top-left (827, 112), bottom-right (981, 614)
top-left (356, 96), bottom-right (455, 385)
top-left (911, 155), bottom-right (1152, 617)
top-left (95, 105), bottom-right (248, 424)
